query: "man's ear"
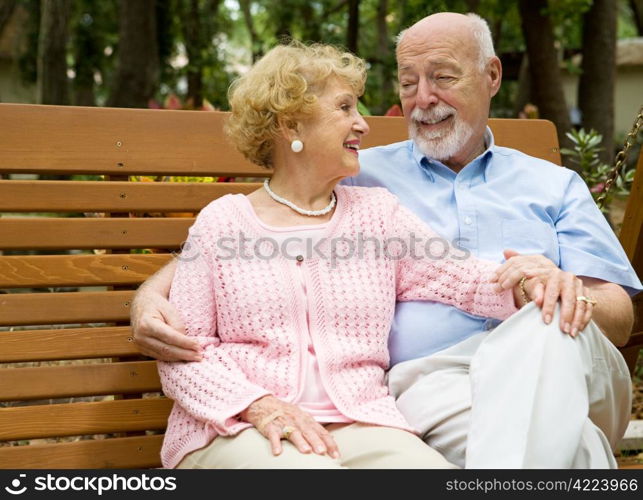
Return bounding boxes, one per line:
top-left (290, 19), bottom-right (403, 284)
top-left (487, 56), bottom-right (502, 98)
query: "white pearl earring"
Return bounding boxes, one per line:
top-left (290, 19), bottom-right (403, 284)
top-left (291, 139), bottom-right (304, 153)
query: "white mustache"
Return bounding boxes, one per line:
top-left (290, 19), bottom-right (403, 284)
top-left (410, 105), bottom-right (456, 124)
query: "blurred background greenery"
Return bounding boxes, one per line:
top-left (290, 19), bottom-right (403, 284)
top-left (0, 1), bottom-right (640, 154)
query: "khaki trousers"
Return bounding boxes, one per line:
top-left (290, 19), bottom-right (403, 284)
top-left (177, 423), bottom-right (458, 469)
top-left (388, 303), bottom-right (632, 469)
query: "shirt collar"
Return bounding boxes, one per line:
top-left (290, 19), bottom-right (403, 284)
top-left (410, 126), bottom-right (495, 183)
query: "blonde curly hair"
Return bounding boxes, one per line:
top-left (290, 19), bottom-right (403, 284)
top-left (225, 42), bottom-right (367, 168)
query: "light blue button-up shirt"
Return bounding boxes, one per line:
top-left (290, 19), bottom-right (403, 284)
top-left (342, 129), bottom-right (642, 365)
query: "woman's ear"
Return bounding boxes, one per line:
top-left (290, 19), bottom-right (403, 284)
top-left (277, 116), bottom-right (302, 142)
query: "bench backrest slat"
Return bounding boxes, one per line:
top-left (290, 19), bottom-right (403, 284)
top-left (0, 435), bottom-right (165, 469)
top-left (0, 327), bottom-right (137, 362)
top-left (0, 290), bottom-right (134, 326)
top-left (0, 180), bottom-right (261, 212)
top-left (1, 218), bottom-right (195, 250)
top-left (620, 152), bottom-right (643, 276)
top-left (0, 361), bottom-right (160, 402)
top-left (0, 399), bottom-right (172, 441)
top-left (0, 105), bottom-right (268, 176)
top-left (0, 105), bottom-right (562, 174)
top-left (618, 151), bottom-right (643, 371)
top-left (0, 254), bottom-right (170, 288)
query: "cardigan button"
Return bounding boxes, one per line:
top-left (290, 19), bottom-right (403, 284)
top-left (296, 255), bottom-right (304, 263)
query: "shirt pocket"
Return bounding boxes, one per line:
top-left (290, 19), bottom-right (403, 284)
top-left (501, 219), bottom-right (560, 263)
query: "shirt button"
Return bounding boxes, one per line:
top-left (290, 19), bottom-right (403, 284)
top-left (464, 216), bottom-right (473, 225)
top-left (296, 255), bottom-right (304, 263)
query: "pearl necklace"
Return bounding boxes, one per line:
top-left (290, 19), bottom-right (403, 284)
top-left (263, 179), bottom-right (336, 217)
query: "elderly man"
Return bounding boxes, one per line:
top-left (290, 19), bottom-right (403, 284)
top-left (132, 13), bottom-right (641, 468)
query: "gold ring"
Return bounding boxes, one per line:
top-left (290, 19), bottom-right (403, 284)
top-left (281, 426), bottom-right (295, 440)
top-left (257, 410), bottom-right (283, 434)
top-left (576, 296), bottom-right (598, 306)
top-left (519, 276), bottom-right (531, 304)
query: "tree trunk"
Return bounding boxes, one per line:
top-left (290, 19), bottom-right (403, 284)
top-left (0, 0), bottom-right (17, 36)
top-left (273, 0), bottom-right (293, 40)
top-left (301, 2), bottom-right (321, 42)
top-left (512, 54), bottom-right (531, 117)
top-left (492, 17), bottom-right (502, 54)
top-left (157, 0), bottom-right (174, 75)
top-left (630, 0), bottom-right (643, 35)
top-left (239, 0), bottom-right (260, 61)
top-left (107, 0), bottom-right (159, 108)
top-left (518, 0), bottom-right (572, 155)
top-left (181, 0), bottom-right (203, 109)
top-left (375, 0), bottom-right (393, 114)
top-left (37, 0), bottom-right (71, 105)
top-left (72, 0), bottom-right (100, 106)
top-left (465, 0), bottom-right (481, 12)
top-left (346, 0), bottom-right (359, 54)
top-left (397, 0), bottom-right (409, 33)
top-left (579, 0), bottom-right (617, 165)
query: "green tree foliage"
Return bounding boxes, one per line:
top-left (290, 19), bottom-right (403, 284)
top-left (3, 0), bottom-right (639, 120)
top-left (561, 128), bottom-right (636, 210)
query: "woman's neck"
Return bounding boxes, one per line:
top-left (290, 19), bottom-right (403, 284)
top-left (267, 169), bottom-right (337, 212)
top-left (245, 164), bottom-right (340, 227)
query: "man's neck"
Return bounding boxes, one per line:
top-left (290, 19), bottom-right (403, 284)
top-left (442, 136), bottom-right (488, 173)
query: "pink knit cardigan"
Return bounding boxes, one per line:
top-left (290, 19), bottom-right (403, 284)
top-left (158, 186), bottom-right (517, 468)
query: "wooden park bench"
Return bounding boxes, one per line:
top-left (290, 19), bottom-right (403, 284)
top-left (0, 103), bottom-right (641, 469)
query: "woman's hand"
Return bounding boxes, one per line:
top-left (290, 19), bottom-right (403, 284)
top-left (240, 395), bottom-right (340, 458)
top-left (496, 249), bottom-right (595, 337)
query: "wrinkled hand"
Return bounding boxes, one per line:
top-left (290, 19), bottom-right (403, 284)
top-left (241, 395), bottom-right (340, 458)
top-left (130, 288), bottom-right (201, 361)
top-left (492, 249), bottom-right (595, 337)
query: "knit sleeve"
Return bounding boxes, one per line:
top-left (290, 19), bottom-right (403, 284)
top-left (157, 217), bottom-right (270, 435)
top-left (390, 201), bottom-right (518, 320)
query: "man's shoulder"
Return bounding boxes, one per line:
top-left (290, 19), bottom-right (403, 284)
top-left (337, 184), bottom-right (397, 202)
top-left (348, 140), bottom-right (413, 187)
top-left (360, 140), bottom-right (412, 163)
top-left (336, 185), bottom-right (401, 221)
top-left (491, 145), bottom-right (575, 180)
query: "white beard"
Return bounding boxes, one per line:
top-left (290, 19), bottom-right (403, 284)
top-left (409, 105), bottom-right (474, 161)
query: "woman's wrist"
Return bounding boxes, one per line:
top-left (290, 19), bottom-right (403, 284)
top-left (239, 394), bottom-right (275, 422)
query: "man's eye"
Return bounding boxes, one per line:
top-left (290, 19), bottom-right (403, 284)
top-left (341, 104), bottom-right (351, 111)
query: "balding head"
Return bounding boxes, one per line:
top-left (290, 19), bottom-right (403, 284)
top-left (397, 13), bottom-right (496, 72)
top-left (394, 12), bottom-right (502, 171)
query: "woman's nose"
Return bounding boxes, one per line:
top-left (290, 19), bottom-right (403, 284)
top-left (355, 113), bottom-right (370, 135)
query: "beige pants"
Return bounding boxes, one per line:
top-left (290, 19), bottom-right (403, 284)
top-left (177, 423), bottom-right (458, 469)
top-left (388, 303), bottom-right (632, 469)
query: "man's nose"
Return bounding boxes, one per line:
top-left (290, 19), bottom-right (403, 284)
top-left (415, 79), bottom-right (439, 109)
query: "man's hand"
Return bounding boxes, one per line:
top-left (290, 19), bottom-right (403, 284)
top-left (493, 249), bottom-right (595, 337)
top-left (131, 290), bottom-right (201, 361)
top-left (240, 395), bottom-right (340, 458)
top-left (130, 260), bottom-right (202, 361)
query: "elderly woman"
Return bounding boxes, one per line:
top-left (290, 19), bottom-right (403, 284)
top-left (157, 42), bottom-right (531, 469)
